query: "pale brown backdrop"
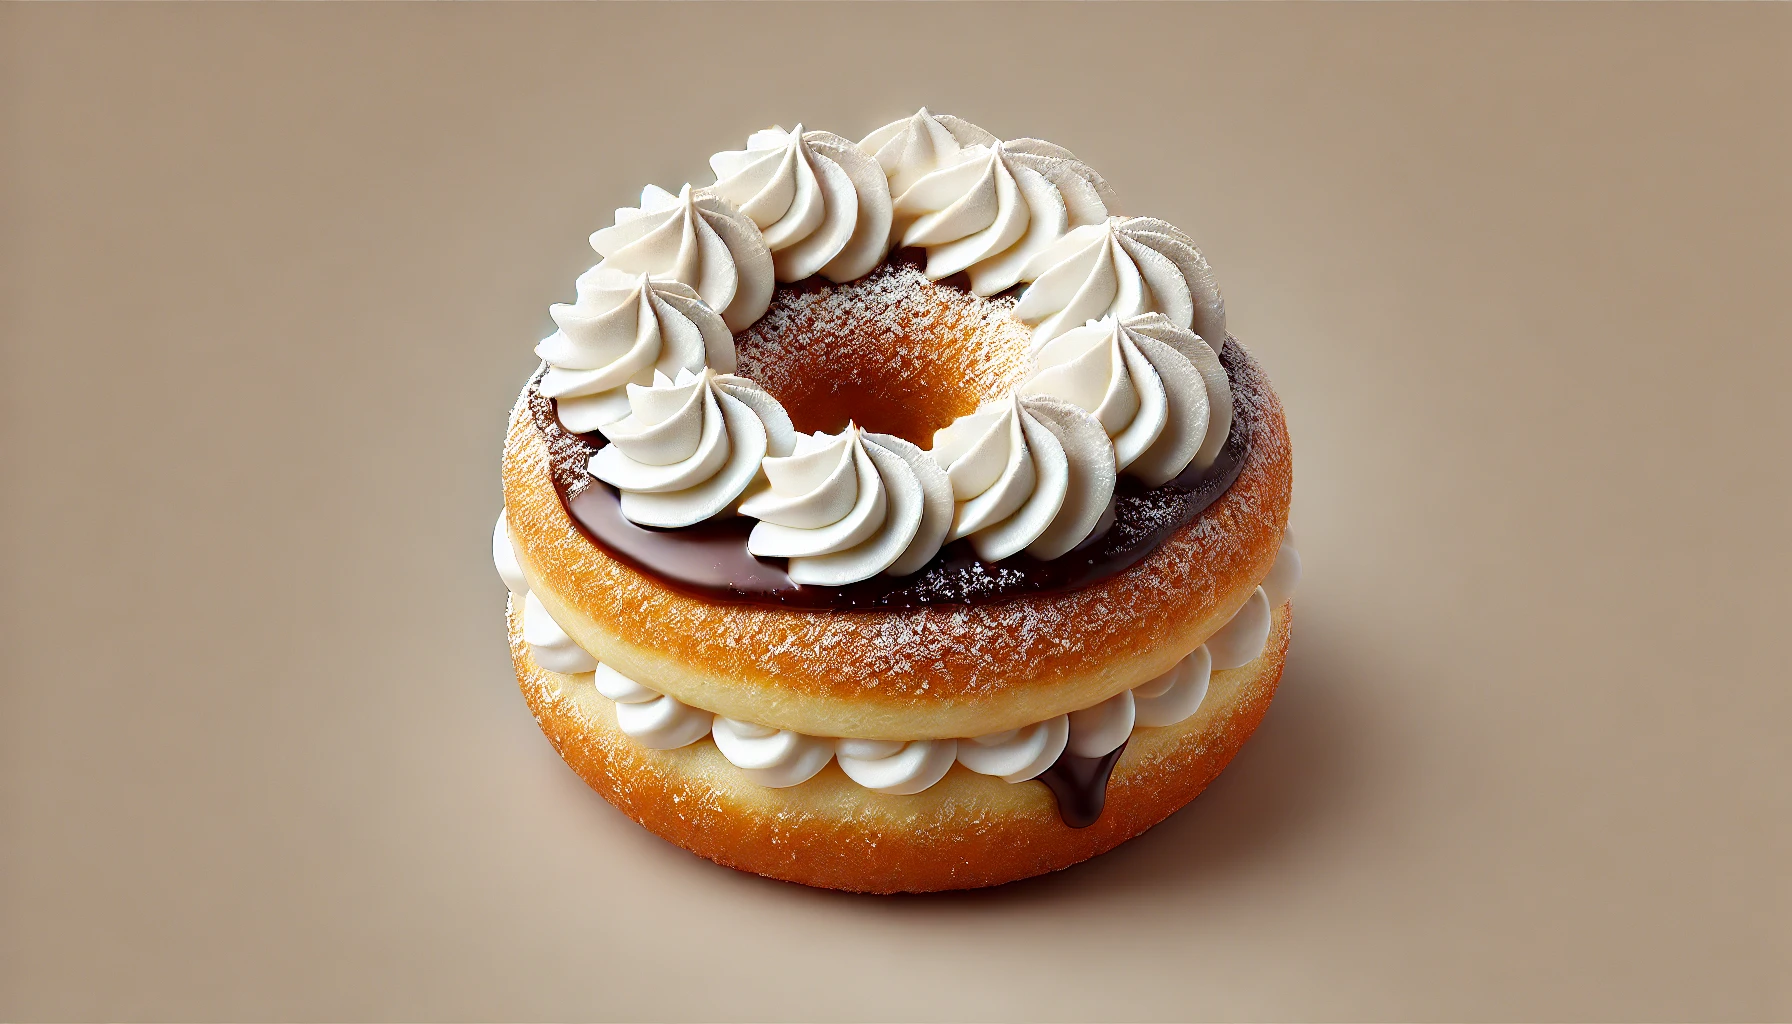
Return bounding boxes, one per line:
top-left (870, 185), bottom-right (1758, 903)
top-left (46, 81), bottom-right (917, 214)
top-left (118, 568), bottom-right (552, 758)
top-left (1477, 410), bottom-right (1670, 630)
top-left (2, 3), bottom-right (1788, 1021)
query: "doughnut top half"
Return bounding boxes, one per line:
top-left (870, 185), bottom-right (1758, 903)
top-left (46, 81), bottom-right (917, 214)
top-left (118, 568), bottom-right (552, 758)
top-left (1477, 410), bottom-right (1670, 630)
top-left (522, 108), bottom-right (1260, 607)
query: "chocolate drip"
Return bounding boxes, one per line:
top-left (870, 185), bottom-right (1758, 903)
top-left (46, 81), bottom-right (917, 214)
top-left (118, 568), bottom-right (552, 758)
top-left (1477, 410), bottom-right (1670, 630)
top-left (1035, 741), bottom-right (1129, 828)
top-left (524, 341), bottom-right (1256, 610)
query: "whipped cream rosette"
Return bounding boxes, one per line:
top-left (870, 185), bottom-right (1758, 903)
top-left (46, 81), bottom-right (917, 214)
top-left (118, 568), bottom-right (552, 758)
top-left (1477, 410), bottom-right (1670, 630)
top-left (957, 138), bottom-right (1116, 295)
top-left (708, 125), bottom-right (893, 283)
top-left (1001, 138), bottom-right (1115, 227)
top-left (519, 590), bottom-right (597, 675)
top-left (955, 716), bottom-right (1070, 783)
top-left (1206, 586), bottom-right (1274, 670)
top-left (890, 139), bottom-right (1032, 282)
top-left (1019, 313), bottom-right (1222, 485)
top-left (535, 268), bottom-right (737, 433)
top-left (858, 107), bottom-right (997, 195)
top-left (1263, 526), bottom-right (1302, 607)
top-left (738, 425), bottom-right (953, 585)
top-left (590, 183), bottom-right (775, 331)
top-left (834, 738), bottom-right (959, 796)
top-left (587, 368), bottom-right (795, 528)
top-left (491, 509), bottom-right (528, 599)
top-left (1016, 215), bottom-right (1227, 350)
top-left (1066, 690), bottom-right (1137, 758)
top-left (1131, 646), bottom-right (1212, 728)
top-left (1123, 312), bottom-right (1233, 471)
top-left (927, 393), bottom-right (1117, 561)
top-left (864, 108), bottom-right (1113, 295)
top-left (710, 717), bottom-right (836, 789)
top-left (1010, 395), bottom-right (1120, 559)
top-left (592, 663), bottom-right (713, 750)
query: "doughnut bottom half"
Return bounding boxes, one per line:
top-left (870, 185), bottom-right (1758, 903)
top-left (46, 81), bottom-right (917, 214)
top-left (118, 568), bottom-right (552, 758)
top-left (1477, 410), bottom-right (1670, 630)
top-left (507, 600), bottom-right (1291, 894)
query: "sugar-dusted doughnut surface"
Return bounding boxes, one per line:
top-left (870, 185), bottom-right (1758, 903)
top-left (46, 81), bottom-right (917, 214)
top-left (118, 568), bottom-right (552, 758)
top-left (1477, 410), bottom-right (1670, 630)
top-left (508, 598), bottom-right (1290, 893)
top-left (731, 256), bottom-right (1035, 442)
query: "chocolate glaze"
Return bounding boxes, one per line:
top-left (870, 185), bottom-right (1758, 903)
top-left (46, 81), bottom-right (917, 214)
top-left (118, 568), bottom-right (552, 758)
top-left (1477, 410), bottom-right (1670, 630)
top-left (525, 341), bottom-right (1253, 610)
top-left (1036, 741), bottom-right (1129, 828)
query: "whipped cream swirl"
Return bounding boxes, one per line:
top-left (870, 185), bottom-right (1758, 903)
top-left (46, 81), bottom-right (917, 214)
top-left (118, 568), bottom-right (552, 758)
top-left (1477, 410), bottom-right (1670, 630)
top-left (1206, 587), bottom-right (1273, 670)
top-left (956, 716), bottom-right (1069, 783)
top-left (1263, 527), bottom-right (1302, 607)
top-left (589, 183), bottom-right (775, 331)
top-left (520, 590), bottom-right (598, 675)
top-left (711, 718), bottom-right (835, 788)
top-left (593, 663), bottom-right (714, 749)
top-left (835, 738), bottom-right (959, 795)
top-left (1132, 646), bottom-right (1212, 728)
top-left (865, 109), bottom-right (1113, 295)
top-left (738, 426), bottom-right (953, 585)
top-left (536, 268), bottom-right (737, 433)
top-left (1200, 532), bottom-right (1296, 671)
top-left (928, 394), bottom-right (1115, 561)
top-left (1067, 690), bottom-right (1136, 758)
top-left (1125, 313), bottom-right (1233, 471)
top-left (588, 368), bottom-right (796, 528)
top-left (962, 138), bottom-right (1115, 295)
top-left (1020, 314), bottom-right (1221, 485)
top-left (709, 125), bottom-right (892, 284)
top-left (1016, 216), bottom-right (1227, 350)
top-left (859, 107), bottom-right (997, 196)
top-left (492, 510), bottom-right (528, 599)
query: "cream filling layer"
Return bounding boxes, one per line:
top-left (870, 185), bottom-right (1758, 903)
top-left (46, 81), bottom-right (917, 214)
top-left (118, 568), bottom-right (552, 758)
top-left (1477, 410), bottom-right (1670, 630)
top-left (498, 511), bottom-right (1300, 794)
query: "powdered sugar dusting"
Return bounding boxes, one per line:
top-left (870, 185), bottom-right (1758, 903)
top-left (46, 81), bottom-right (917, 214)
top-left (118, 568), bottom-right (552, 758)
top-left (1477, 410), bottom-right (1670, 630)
top-left (523, 364), bottom-right (596, 498)
top-left (733, 252), bottom-right (1033, 444)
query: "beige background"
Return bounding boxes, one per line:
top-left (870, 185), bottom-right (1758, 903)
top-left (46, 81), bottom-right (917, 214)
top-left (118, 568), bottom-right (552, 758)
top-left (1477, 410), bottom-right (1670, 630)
top-left (3, 3), bottom-right (1789, 1021)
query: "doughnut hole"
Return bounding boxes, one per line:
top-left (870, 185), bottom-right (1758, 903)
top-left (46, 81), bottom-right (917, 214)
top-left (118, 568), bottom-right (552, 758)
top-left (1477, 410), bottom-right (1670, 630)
top-left (732, 251), bottom-right (1034, 447)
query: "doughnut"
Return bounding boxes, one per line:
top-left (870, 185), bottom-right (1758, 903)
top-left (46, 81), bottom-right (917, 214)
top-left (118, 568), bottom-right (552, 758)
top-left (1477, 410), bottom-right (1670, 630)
top-left (494, 110), bottom-right (1297, 892)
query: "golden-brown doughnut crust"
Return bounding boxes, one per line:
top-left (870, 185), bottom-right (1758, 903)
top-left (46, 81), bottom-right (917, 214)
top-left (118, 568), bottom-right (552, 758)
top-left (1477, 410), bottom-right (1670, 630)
top-left (502, 339), bottom-right (1291, 740)
top-left (508, 597), bottom-right (1290, 893)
